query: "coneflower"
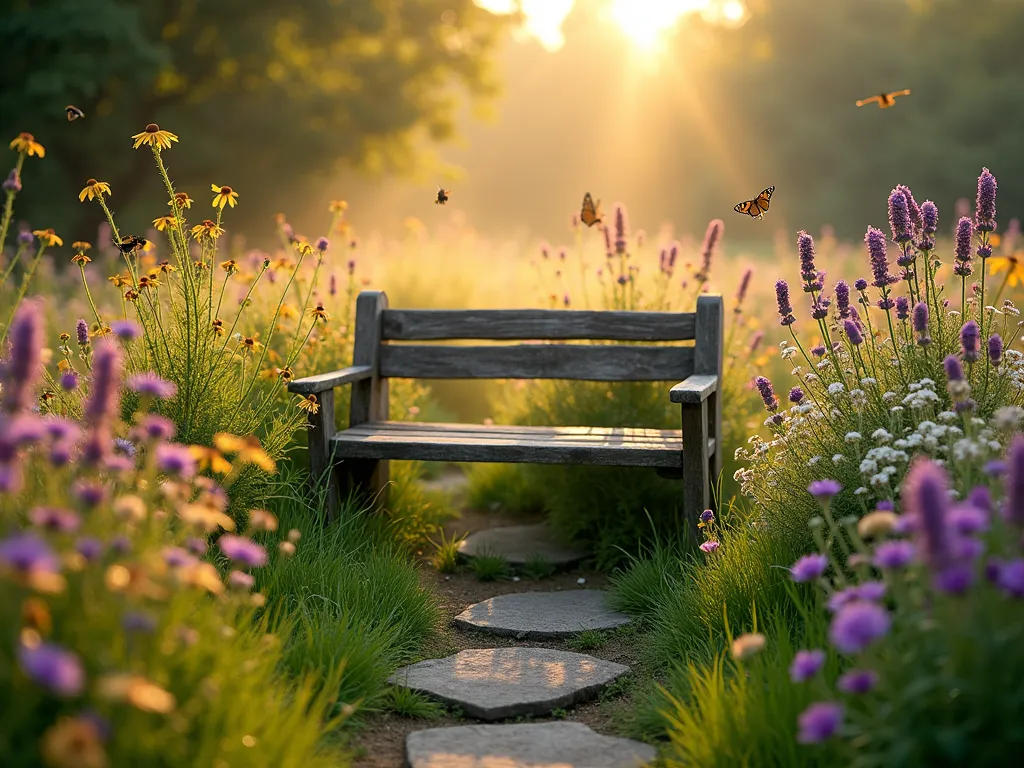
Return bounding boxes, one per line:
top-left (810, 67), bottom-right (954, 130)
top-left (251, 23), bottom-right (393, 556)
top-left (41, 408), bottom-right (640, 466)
top-left (975, 167), bottom-right (997, 233)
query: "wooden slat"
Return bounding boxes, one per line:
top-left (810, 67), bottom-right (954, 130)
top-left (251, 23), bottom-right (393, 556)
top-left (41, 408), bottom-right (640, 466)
top-left (669, 374), bottom-right (718, 404)
top-left (379, 344), bottom-right (694, 381)
top-left (288, 365), bottom-right (373, 395)
top-left (332, 422), bottom-right (687, 467)
top-left (381, 308), bottom-right (696, 341)
top-left (348, 421), bottom-right (683, 439)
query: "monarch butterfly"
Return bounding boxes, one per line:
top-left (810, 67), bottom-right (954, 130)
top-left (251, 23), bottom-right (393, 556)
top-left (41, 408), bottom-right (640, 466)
top-left (580, 192), bottom-right (603, 227)
top-left (112, 234), bottom-right (148, 254)
top-left (65, 105), bottom-right (85, 122)
top-left (856, 89), bottom-right (911, 109)
top-left (733, 186), bottom-right (775, 220)
top-left (435, 186), bottom-right (449, 205)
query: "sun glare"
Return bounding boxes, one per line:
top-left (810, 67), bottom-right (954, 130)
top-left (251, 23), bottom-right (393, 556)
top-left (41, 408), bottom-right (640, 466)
top-left (607, 0), bottom-right (706, 51)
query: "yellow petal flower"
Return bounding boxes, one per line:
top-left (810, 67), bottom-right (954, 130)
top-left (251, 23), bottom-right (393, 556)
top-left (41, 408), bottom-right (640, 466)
top-left (131, 123), bottom-right (179, 150)
top-left (32, 228), bottom-right (63, 247)
top-left (211, 183), bottom-right (239, 209)
top-left (78, 179), bottom-right (111, 202)
top-left (9, 132), bottom-right (45, 158)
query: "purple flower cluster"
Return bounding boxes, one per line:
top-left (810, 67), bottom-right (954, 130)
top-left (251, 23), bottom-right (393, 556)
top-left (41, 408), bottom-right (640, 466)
top-left (775, 280), bottom-right (796, 326)
top-left (954, 217), bottom-right (974, 277)
top-left (834, 280), bottom-right (851, 318)
top-left (697, 219), bottom-right (722, 280)
top-left (974, 167), bottom-right (997, 232)
top-left (754, 376), bottom-right (779, 413)
top-left (614, 203), bottom-right (629, 255)
top-left (865, 227), bottom-right (898, 290)
top-left (960, 321), bottom-right (980, 363)
top-left (887, 188), bottom-right (913, 244)
top-left (913, 302), bottom-right (930, 346)
top-left (797, 230), bottom-right (823, 291)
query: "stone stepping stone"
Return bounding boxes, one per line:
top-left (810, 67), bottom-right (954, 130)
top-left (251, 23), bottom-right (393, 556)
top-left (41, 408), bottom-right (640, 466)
top-left (406, 721), bottom-right (656, 767)
top-left (458, 523), bottom-right (587, 567)
top-left (453, 590), bottom-right (631, 640)
top-left (388, 647), bottom-right (628, 721)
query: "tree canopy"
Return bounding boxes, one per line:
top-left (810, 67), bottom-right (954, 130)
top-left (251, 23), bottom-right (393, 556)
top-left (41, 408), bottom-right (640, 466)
top-left (0, 0), bottom-right (506, 239)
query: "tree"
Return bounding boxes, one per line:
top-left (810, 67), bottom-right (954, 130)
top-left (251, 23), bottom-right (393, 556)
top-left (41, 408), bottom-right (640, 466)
top-left (0, 0), bottom-right (506, 240)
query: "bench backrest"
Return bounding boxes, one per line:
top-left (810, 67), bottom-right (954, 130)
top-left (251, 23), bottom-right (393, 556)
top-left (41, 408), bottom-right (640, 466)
top-left (354, 290), bottom-right (722, 382)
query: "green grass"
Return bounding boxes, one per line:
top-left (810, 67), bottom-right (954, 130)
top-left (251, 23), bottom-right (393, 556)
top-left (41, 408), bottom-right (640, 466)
top-left (380, 687), bottom-right (445, 719)
top-left (566, 629), bottom-right (606, 652)
top-left (429, 529), bottom-right (465, 574)
top-left (469, 549), bottom-right (510, 581)
top-left (607, 532), bottom-right (686, 623)
top-left (257, 473), bottom-right (441, 714)
top-left (521, 552), bottom-right (555, 580)
top-left (465, 461), bottom-right (546, 514)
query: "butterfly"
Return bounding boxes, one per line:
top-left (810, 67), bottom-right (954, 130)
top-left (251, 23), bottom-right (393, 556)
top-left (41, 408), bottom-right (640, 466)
top-left (733, 186), bottom-right (775, 220)
top-left (435, 186), bottom-right (449, 205)
top-left (65, 105), bottom-right (85, 122)
top-left (580, 192), bottom-right (603, 227)
top-left (856, 89), bottom-right (911, 109)
top-left (112, 234), bottom-right (148, 254)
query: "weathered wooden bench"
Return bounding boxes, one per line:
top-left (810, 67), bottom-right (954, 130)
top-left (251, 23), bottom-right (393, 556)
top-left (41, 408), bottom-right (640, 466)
top-left (288, 290), bottom-right (723, 530)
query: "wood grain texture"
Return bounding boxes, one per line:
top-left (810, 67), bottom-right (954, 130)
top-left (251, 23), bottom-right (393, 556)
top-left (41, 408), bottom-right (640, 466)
top-left (287, 365), bottom-right (373, 395)
top-left (669, 374), bottom-right (718, 404)
top-left (304, 388), bottom-right (338, 521)
top-left (330, 421), bottom-right (710, 468)
top-left (694, 295), bottom-right (724, 486)
top-left (347, 291), bottom-right (389, 505)
top-left (680, 399), bottom-right (710, 533)
top-left (379, 344), bottom-right (695, 381)
top-left (381, 308), bottom-right (696, 341)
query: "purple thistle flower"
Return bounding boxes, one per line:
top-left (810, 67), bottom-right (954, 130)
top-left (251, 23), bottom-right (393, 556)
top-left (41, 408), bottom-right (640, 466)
top-left (75, 537), bottom-right (104, 561)
top-left (830, 600), bottom-right (890, 654)
top-left (954, 217), bottom-right (974, 276)
top-left (218, 535), bottom-right (268, 568)
top-left (137, 414), bottom-right (176, 441)
top-left (903, 458), bottom-right (952, 570)
top-left (921, 200), bottom-right (938, 235)
top-left (110, 320), bottom-right (141, 341)
top-left (735, 268), bottom-right (752, 308)
top-left (162, 546), bottom-right (196, 567)
top-left (935, 562), bottom-right (974, 594)
top-left (997, 559), bottom-right (1024, 598)
top-left (60, 371), bottom-right (78, 391)
top-left (988, 334), bottom-right (1003, 367)
top-left (984, 460), bottom-right (1006, 478)
top-left (73, 481), bottom-right (106, 508)
top-left (844, 319), bottom-right (863, 346)
top-left (874, 540), bottom-right (915, 570)
top-left (228, 569), bottom-right (256, 590)
top-left (754, 376), bottom-right (778, 413)
top-left (29, 506), bottom-right (81, 533)
top-left (775, 280), bottom-right (796, 325)
top-left (316, 236), bottom-right (329, 253)
top-left (809, 479), bottom-right (842, 499)
top-left (789, 386), bottom-right (804, 404)
top-left (154, 443), bottom-right (196, 478)
top-left (810, 344), bottom-right (826, 357)
top-left (837, 669), bottom-right (878, 695)
top-left (699, 540), bottom-right (720, 554)
top-left (834, 280), bottom-right (850, 318)
top-left (895, 296), bottom-right (910, 320)
top-left (614, 204), bottom-right (630, 255)
top-left (944, 355), bottom-right (965, 383)
top-left (967, 485), bottom-right (992, 512)
top-left (960, 321), bottom-right (980, 363)
top-left (3, 168), bottom-right (22, 193)
top-left (76, 319), bottom-right (89, 346)
top-left (888, 189), bottom-right (913, 244)
top-left (853, 278), bottom-right (868, 292)
top-left (1006, 435), bottom-right (1024, 526)
top-left (896, 184), bottom-right (922, 232)
top-left (975, 167), bottom-right (997, 232)
top-left (0, 532), bottom-right (61, 574)
top-left (797, 702), bottom-right (844, 744)
top-left (18, 641), bottom-right (85, 697)
top-left (790, 553), bottom-right (829, 583)
top-left (700, 509), bottom-right (714, 523)
top-left (790, 649), bottom-right (826, 683)
top-left (17, 229), bottom-right (34, 246)
top-left (948, 504), bottom-right (988, 536)
top-left (1, 300), bottom-right (44, 414)
top-left (126, 372), bottom-right (177, 399)
top-left (865, 227), bottom-right (897, 289)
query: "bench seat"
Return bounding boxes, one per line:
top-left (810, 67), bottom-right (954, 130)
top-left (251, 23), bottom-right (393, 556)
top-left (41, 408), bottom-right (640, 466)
top-left (332, 421), bottom-right (716, 468)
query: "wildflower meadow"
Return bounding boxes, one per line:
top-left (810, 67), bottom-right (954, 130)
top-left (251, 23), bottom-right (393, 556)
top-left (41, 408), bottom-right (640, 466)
top-left (2, 2), bottom-right (1023, 767)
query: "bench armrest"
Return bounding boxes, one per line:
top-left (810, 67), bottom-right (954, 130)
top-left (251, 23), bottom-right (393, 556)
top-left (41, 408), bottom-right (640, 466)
top-left (669, 374), bottom-right (718, 404)
top-left (287, 365), bottom-right (373, 395)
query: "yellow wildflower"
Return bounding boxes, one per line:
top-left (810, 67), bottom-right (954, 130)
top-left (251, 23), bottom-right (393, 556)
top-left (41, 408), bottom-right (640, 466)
top-left (240, 335), bottom-right (261, 353)
top-left (308, 301), bottom-right (330, 323)
top-left (329, 199), bottom-right (348, 213)
top-left (156, 260), bottom-right (175, 274)
top-left (72, 241), bottom-right (92, 252)
top-left (108, 273), bottom-right (133, 289)
top-left (220, 259), bottom-right (238, 275)
top-left (169, 192), bottom-right (193, 209)
top-left (296, 394), bottom-right (320, 414)
top-left (71, 252), bottom-right (91, 266)
top-left (124, 289), bottom-right (140, 302)
top-left (137, 275), bottom-right (159, 291)
top-left (211, 183), bottom-right (239, 209)
top-left (989, 253), bottom-right (1024, 288)
top-left (152, 215), bottom-right (178, 231)
top-left (131, 123), bottom-right (178, 150)
top-left (279, 304), bottom-right (298, 320)
top-left (41, 716), bottom-right (108, 768)
top-left (277, 365), bottom-right (293, 382)
top-left (9, 132), bottom-right (45, 157)
top-left (176, 561), bottom-right (227, 594)
top-left (188, 446), bottom-right (232, 475)
top-left (32, 229), bottom-right (63, 247)
top-left (190, 219), bottom-right (224, 241)
top-left (211, 318), bottom-right (225, 336)
top-left (297, 242), bottom-right (314, 257)
top-left (78, 178), bottom-right (111, 202)
top-left (213, 432), bottom-right (276, 473)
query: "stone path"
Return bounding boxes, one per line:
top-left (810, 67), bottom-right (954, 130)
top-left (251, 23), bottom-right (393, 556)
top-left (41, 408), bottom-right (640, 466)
top-left (458, 523), bottom-right (587, 567)
top-left (390, 588), bottom-right (654, 766)
top-left (406, 722), bottom-right (657, 768)
top-left (453, 589), bottom-right (632, 639)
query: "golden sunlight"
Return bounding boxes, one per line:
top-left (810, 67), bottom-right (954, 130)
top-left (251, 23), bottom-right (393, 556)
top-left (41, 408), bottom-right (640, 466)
top-left (608, 0), bottom-right (749, 50)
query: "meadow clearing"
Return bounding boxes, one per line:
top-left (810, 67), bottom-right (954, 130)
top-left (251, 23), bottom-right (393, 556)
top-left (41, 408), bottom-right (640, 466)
top-left (3, 1), bottom-right (1024, 766)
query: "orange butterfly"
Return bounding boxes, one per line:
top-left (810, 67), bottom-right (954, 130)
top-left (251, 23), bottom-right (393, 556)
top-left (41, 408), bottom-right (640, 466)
top-left (856, 89), bottom-right (911, 109)
top-left (580, 192), bottom-right (603, 227)
top-left (733, 186), bottom-right (774, 220)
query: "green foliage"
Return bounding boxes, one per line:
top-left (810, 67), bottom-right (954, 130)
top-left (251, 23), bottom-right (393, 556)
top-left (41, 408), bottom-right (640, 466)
top-left (521, 552), bottom-right (555, 580)
top-left (380, 686), bottom-right (445, 720)
top-left (565, 629), bottom-right (605, 652)
top-left (607, 534), bottom-right (686, 622)
top-left (0, 0), bottom-right (506, 239)
top-left (465, 460), bottom-right (546, 514)
top-left (428, 529), bottom-right (465, 574)
top-left (468, 549), bottom-right (509, 581)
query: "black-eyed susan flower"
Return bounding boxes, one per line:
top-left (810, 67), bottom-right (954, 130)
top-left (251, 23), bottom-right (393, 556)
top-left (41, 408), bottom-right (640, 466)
top-left (32, 229), bottom-right (63, 247)
top-left (220, 259), bottom-right (238, 275)
top-left (296, 394), bottom-right (320, 414)
top-left (124, 289), bottom-right (140, 302)
top-left (131, 123), bottom-right (178, 150)
top-left (108, 273), bottom-right (132, 288)
top-left (72, 241), bottom-right (91, 252)
top-left (193, 260), bottom-right (210, 271)
top-left (169, 192), bottom-right (192, 210)
top-left (70, 251), bottom-right (91, 266)
top-left (9, 132), bottom-right (45, 157)
top-left (190, 219), bottom-right (224, 241)
top-left (308, 301), bottom-right (330, 323)
top-left (277, 365), bottom-right (293, 382)
top-left (137, 275), bottom-right (159, 291)
top-left (990, 253), bottom-right (1024, 288)
top-left (156, 260), bottom-right (175, 274)
top-left (211, 184), bottom-right (239, 209)
top-left (297, 242), bottom-right (314, 257)
top-left (152, 215), bottom-right (178, 231)
top-left (240, 335), bottom-right (261, 353)
top-left (78, 178), bottom-right (111, 202)
top-left (329, 199), bottom-right (348, 213)
top-left (211, 318), bottom-right (225, 336)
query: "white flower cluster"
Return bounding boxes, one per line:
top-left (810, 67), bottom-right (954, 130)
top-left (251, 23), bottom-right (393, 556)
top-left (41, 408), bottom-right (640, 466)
top-left (902, 379), bottom-right (941, 410)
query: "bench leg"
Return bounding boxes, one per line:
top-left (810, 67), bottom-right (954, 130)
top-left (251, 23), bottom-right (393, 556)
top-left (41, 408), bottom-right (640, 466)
top-left (340, 459), bottom-right (390, 509)
top-left (680, 400), bottom-right (711, 541)
top-left (306, 388), bottom-right (340, 523)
